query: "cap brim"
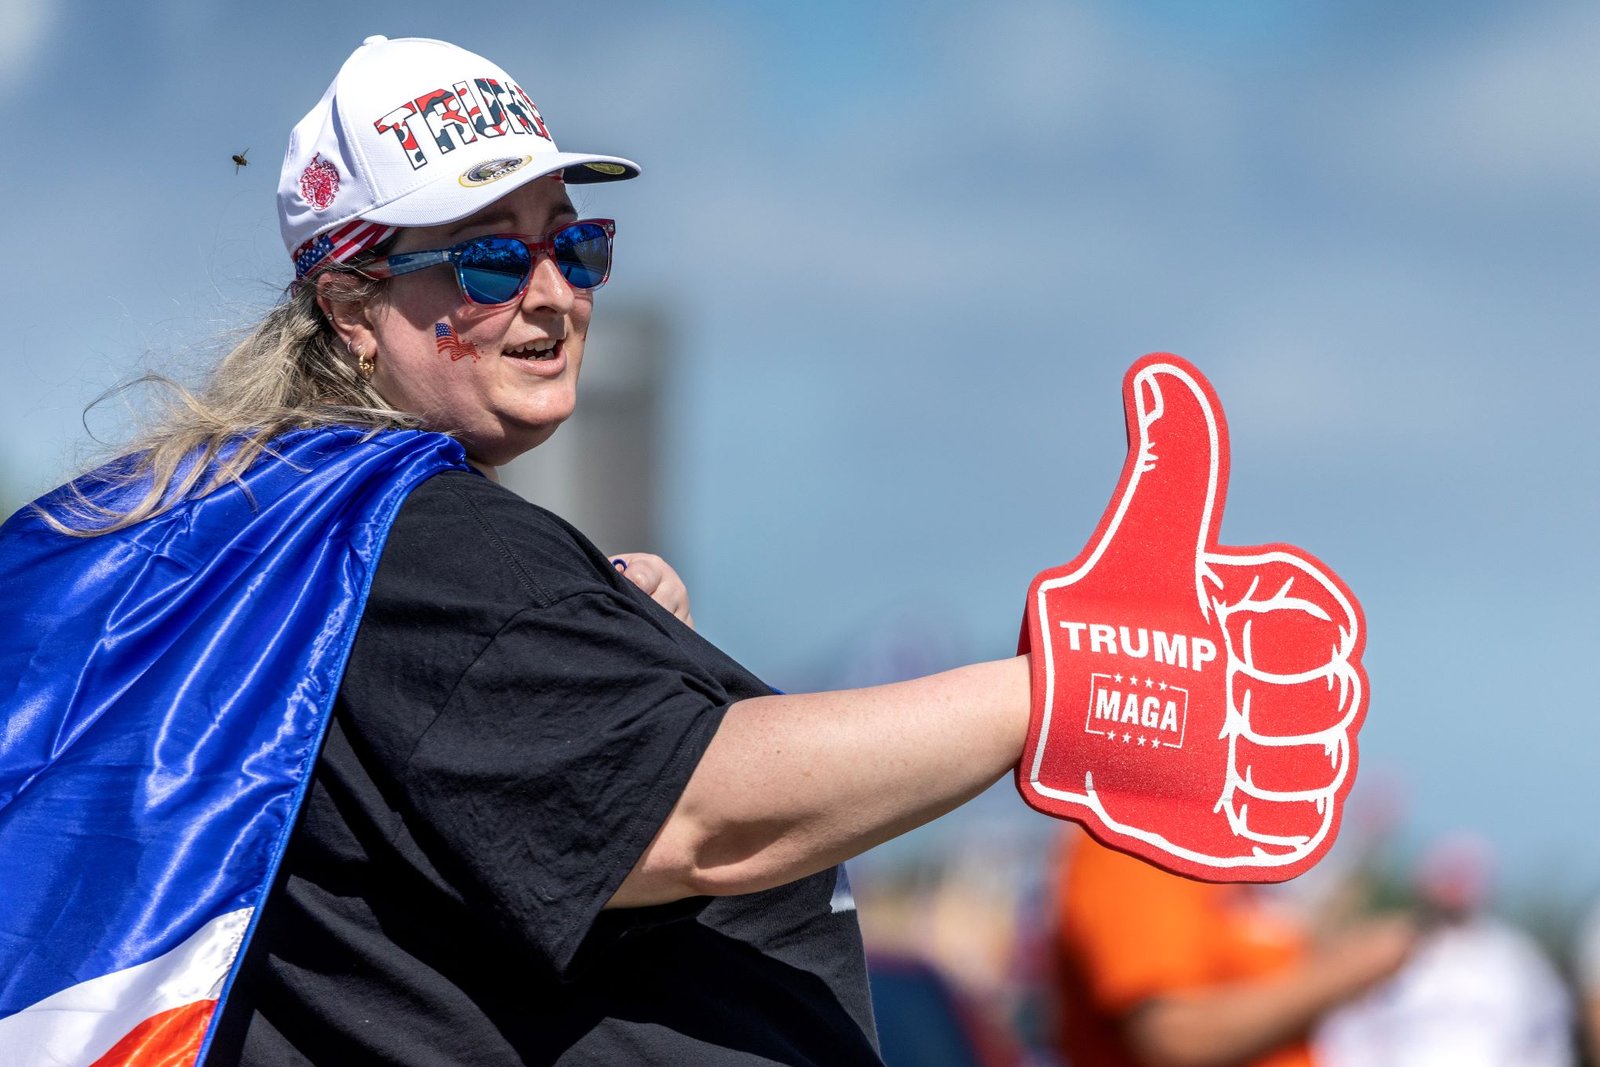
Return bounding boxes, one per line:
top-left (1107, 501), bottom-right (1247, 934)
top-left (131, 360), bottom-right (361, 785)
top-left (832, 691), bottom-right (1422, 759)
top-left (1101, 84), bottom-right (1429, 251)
top-left (360, 151), bottom-right (639, 230)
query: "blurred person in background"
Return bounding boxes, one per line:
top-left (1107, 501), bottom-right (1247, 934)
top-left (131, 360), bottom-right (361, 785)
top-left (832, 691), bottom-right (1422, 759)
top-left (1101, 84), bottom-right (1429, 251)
top-left (1576, 896), bottom-right (1600, 1066)
top-left (1050, 829), bottom-right (1414, 1067)
top-left (1315, 833), bottom-right (1575, 1067)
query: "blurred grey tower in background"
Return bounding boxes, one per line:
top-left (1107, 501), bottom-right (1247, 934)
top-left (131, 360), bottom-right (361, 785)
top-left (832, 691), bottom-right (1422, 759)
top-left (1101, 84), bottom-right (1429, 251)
top-left (500, 302), bottom-right (668, 553)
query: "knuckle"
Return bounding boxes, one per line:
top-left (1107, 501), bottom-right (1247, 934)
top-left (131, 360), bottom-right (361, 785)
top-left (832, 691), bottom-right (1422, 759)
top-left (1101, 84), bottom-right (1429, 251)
top-left (1208, 557), bottom-right (1359, 671)
top-left (1231, 734), bottom-right (1346, 796)
top-left (1222, 614), bottom-right (1355, 677)
top-left (1228, 794), bottom-right (1335, 846)
top-left (1230, 674), bottom-right (1360, 736)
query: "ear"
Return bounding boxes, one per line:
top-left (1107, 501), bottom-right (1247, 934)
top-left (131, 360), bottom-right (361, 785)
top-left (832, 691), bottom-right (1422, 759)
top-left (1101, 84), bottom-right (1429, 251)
top-left (314, 271), bottom-right (379, 357)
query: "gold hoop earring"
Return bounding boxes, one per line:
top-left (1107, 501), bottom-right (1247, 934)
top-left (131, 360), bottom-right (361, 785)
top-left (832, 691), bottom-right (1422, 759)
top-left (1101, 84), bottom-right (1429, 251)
top-left (355, 345), bottom-right (376, 379)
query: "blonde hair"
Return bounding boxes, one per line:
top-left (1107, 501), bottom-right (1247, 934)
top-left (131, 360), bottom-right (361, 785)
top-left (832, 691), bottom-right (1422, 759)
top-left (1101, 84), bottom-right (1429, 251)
top-left (42, 269), bottom-right (421, 536)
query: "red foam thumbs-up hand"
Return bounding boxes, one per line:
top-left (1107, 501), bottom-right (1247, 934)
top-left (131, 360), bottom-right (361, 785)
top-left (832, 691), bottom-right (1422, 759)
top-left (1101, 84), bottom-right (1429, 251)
top-left (1018, 354), bottom-right (1367, 882)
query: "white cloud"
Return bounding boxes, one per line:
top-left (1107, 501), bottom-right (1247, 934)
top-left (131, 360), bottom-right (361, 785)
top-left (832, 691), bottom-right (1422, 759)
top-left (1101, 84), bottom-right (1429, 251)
top-left (935, 0), bottom-right (1123, 128)
top-left (601, 0), bottom-right (1253, 310)
top-left (1312, 2), bottom-right (1600, 204)
top-left (0, 0), bottom-right (53, 98)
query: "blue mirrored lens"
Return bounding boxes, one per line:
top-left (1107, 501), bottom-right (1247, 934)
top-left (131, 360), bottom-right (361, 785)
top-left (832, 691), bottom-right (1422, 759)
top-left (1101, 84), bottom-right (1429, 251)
top-left (453, 226), bottom-right (611, 303)
top-left (458, 237), bottom-right (532, 304)
top-left (552, 223), bottom-right (611, 290)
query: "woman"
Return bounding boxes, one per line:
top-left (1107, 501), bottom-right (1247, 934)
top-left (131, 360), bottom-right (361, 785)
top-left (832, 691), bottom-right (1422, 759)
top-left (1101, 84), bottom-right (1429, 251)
top-left (0, 36), bottom-right (1028, 1066)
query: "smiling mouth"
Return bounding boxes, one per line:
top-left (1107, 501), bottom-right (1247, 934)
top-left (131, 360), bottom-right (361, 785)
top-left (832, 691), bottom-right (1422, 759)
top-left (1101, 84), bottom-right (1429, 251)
top-left (503, 339), bottom-right (562, 361)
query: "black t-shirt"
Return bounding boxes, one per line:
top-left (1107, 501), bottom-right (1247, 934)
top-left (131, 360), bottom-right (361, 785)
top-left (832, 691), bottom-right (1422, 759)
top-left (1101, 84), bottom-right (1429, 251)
top-left (208, 472), bottom-right (880, 1065)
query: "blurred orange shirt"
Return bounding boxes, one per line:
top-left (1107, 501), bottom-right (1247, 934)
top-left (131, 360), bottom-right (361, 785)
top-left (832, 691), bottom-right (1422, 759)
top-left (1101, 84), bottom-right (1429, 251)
top-left (1053, 832), bottom-right (1314, 1067)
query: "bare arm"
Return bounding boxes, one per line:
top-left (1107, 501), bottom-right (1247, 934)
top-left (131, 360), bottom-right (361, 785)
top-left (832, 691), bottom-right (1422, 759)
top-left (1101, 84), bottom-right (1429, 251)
top-left (607, 655), bottom-right (1031, 907)
top-left (1123, 916), bottom-right (1417, 1067)
top-left (1586, 996), bottom-right (1600, 1067)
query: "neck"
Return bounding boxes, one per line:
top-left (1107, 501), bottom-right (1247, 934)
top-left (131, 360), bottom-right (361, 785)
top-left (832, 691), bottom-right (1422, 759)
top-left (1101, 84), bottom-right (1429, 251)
top-left (467, 459), bottom-right (500, 483)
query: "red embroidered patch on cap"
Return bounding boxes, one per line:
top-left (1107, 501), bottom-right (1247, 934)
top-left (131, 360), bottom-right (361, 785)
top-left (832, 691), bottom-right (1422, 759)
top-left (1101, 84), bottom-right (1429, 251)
top-left (299, 155), bottom-right (341, 211)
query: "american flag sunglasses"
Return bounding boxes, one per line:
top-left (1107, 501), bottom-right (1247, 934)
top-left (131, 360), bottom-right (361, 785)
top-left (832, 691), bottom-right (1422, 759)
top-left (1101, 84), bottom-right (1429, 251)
top-left (364, 219), bottom-right (615, 305)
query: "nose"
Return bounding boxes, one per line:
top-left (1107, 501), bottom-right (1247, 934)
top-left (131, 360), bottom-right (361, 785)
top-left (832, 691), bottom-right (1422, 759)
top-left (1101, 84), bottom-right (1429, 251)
top-left (519, 252), bottom-right (575, 316)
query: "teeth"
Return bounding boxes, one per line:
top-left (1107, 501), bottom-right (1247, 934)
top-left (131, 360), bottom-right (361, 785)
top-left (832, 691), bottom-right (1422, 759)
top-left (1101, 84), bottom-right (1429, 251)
top-left (504, 339), bottom-right (560, 359)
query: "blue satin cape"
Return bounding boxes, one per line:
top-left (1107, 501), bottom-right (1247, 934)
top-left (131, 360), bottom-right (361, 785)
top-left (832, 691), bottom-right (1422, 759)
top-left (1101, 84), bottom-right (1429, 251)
top-left (0, 427), bottom-right (468, 1059)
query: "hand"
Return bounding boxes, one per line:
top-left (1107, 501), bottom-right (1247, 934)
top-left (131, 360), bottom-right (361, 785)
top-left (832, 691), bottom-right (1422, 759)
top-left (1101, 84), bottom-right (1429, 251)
top-left (1311, 914), bottom-right (1418, 1000)
top-left (1018, 354), bottom-right (1367, 882)
top-left (611, 552), bottom-right (696, 630)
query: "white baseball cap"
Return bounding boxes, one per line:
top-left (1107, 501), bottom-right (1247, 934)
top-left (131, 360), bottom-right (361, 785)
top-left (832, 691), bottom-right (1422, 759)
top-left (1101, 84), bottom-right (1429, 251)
top-left (279, 35), bottom-right (640, 279)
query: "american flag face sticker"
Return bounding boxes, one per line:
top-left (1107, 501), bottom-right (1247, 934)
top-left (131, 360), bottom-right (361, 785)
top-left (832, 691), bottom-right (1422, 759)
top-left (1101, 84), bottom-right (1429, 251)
top-left (435, 322), bottom-right (480, 362)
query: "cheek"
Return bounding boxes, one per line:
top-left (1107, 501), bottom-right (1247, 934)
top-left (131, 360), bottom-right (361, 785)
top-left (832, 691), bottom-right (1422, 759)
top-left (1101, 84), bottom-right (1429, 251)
top-left (367, 317), bottom-right (482, 413)
top-left (570, 296), bottom-right (595, 338)
top-left (383, 270), bottom-right (462, 321)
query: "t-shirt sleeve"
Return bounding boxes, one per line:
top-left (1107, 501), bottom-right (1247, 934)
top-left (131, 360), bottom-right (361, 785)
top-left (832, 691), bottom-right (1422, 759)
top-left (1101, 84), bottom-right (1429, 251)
top-left (344, 472), bottom-right (756, 981)
top-left (1057, 836), bottom-right (1220, 1013)
top-left (399, 588), bottom-right (731, 978)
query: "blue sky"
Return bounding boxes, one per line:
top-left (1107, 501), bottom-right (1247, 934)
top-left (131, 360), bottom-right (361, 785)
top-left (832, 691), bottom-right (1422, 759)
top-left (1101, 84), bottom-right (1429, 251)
top-left (3, 1), bottom-right (1597, 896)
